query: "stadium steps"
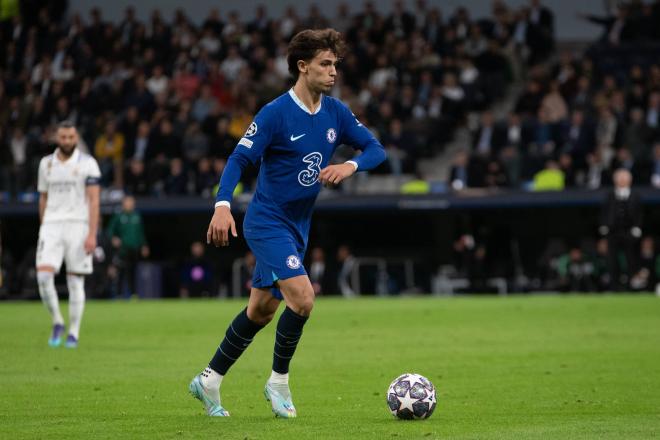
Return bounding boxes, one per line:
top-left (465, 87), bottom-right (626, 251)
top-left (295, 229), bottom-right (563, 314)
top-left (424, 79), bottom-right (525, 182)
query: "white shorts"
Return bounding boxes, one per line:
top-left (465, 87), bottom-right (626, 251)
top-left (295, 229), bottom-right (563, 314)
top-left (36, 222), bottom-right (93, 274)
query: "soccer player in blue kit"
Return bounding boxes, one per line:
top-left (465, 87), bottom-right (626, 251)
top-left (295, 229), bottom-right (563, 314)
top-left (189, 29), bottom-right (386, 418)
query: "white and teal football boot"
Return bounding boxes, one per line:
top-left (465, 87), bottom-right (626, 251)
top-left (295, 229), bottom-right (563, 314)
top-left (264, 381), bottom-right (297, 418)
top-left (189, 374), bottom-right (230, 417)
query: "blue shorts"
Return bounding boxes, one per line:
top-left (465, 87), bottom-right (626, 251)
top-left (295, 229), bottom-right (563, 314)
top-left (245, 236), bottom-right (307, 300)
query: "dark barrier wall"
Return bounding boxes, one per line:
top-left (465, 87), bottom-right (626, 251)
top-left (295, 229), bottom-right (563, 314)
top-left (3, 189), bottom-right (660, 296)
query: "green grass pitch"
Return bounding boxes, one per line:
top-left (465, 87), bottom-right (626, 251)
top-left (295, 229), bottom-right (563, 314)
top-left (1, 296), bottom-right (660, 439)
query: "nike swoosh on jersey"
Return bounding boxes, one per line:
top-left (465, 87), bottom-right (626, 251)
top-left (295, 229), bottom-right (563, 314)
top-left (290, 134), bottom-right (306, 141)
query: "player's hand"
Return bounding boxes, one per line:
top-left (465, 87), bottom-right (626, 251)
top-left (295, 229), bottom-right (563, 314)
top-left (84, 234), bottom-right (97, 254)
top-left (319, 163), bottom-right (356, 187)
top-left (207, 205), bottom-right (237, 247)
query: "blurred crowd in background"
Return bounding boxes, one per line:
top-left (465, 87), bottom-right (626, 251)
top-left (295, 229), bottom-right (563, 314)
top-left (3, 1), bottom-right (658, 198)
top-left (2, 0), bottom-right (660, 297)
top-left (453, 0), bottom-right (660, 192)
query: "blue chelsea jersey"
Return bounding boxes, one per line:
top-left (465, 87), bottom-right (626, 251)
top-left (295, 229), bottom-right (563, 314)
top-left (218, 89), bottom-right (386, 249)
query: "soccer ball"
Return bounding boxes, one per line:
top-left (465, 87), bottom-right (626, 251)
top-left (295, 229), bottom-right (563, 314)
top-left (386, 373), bottom-right (437, 420)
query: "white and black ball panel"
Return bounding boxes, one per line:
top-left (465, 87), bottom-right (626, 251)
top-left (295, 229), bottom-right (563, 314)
top-left (386, 373), bottom-right (437, 420)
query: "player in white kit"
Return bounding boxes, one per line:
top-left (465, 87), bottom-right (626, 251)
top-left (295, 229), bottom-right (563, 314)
top-left (36, 122), bottom-right (101, 348)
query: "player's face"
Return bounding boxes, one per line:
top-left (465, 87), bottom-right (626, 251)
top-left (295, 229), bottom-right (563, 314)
top-left (304, 50), bottom-right (338, 93)
top-left (56, 127), bottom-right (78, 157)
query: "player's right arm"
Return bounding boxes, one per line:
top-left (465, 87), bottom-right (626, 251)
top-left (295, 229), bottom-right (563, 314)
top-left (38, 193), bottom-right (47, 224)
top-left (207, 105), bottom-right (277, 247)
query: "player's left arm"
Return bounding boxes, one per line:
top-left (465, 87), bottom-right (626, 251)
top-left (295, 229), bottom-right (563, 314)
top-left (85, 184), bottom-right (100, 254)
top-left (319, 103), bottom-right (386, 186)
top-left (85, 160), bottom-right (102, 254)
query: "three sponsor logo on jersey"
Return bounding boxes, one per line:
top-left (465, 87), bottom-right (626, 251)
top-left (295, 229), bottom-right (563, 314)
top-left (239, 120), bottom-right (339, 187)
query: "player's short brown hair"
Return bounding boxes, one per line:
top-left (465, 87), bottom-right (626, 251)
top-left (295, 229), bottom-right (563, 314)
top-left (287, 28), bottom-right (346, 80)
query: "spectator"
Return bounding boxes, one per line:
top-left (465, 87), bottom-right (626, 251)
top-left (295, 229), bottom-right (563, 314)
top-left (125, 159), bottom-right (150, 196)
top-left (540, 80), bottom-right (568, 124)
top-left (624, 107), bottom-right (653, 162)
top-left (369, 54), bottom-right (397, 93)
top-left (124, 74), bottom-right (154, 115)
top-left (609, 147), bottom-right (638, 179)
top-left (592, 238), bottom-right (611, 291)
top-left (191, 84), bottom-right (217, 123)
top-left (182, 122), bottom-right (209, 164)
top-left (650, 142), bottom-right (660, 188)
top-left (473, 110), bottom-right (499, 157)
top-left (571, 76), bottom-right (593, 110)
top-left (631, 236), bottom-right (658, 291)
top-left (172, 64), bottom-right (200, 101)
top-left (118, 106), bottom-right (141, 159)
top-left (556, 247), bottom-right (594, 292)
top-left (337, 245), bottom-right (356, 298)
top-left (647, 92), bottom-right (659, 131)
top-left (94, 120), bottom-right (125, 187)
top-left (209, 117), bottom-right (236, 159)
top-left (146, 65), bottom-right (169, 96)
top-left (130, 120), bottom-right (152, 161)
top-left (484, 159), bottom-right (509, 188)
top-left (106, 196), bottom-right (150, 298)
top-left (501, 112), bottom-right (525, 151)
top-left (237, 251), bottom-right (256, 297)
top-left (533, 160), bottom-right (564, 191)
top-left (219, 45), bottom-right (246, 83)
top-left (558, 152), bottom-right (576, 187)
top-left (528, 0), bottom-right (555, 61)
top-left (195, 157), bottom-right (217, 197)
top-left (579, 5), bottom-right (634, 46)
top-left (199, 28), bottom-right (221, 55)
top-left (515, 80), bottom-right (544, 116)
top-left (561, 109), bottom-right (596, 169)
top-left (309, 247), bottom-right (330, 295)
top-left (595, 106), bottom-right (620, 153)
top-left (164, 158), bottom-right (189, 195)
top-left (499, 144), bottom-right (522, 187)
top-left (147, 119), bottom-right (181, 160)
top-left (599, 168), bottom-right (642, 290)
top-left (585, 150), bottom-right (609, 189)
top-left (381, 118), bottom-right (407, 175)
top-left (8, 127), bottom-right (29, 193)
top-left (179, 241), bottom-right (214, 298)
top-left (227, 104), bottom-right (253, 141)
top-left (449, 150), bottom-right (469, 191)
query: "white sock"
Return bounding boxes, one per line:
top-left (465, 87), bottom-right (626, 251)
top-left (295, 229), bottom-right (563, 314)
top-left (66, 274), bottom-right (85, 339)
top-left (269, 371), bottom-right (289, 385)
top-left (37, 271), bottom-right (64, 325)
top-left (201, 367), bottom-right (223, 390)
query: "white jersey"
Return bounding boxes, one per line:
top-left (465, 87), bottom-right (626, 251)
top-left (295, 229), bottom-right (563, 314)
top-left (38, 148), bottom-right (101, 224)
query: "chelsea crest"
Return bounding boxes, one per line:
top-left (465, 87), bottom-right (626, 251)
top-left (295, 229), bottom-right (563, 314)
top-left (326, 128), bottom-right (336, 143)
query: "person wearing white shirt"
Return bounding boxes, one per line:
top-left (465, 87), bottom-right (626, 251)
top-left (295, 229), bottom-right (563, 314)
top-left (146, 65), bottom-right (169, 96)
top-left (36, 122), bottom-right (101, 348)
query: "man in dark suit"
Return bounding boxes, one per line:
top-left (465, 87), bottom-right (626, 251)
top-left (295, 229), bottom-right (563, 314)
top-left (599, 169), bottom-right (643, 290)
top-left (473, 111), bottom-right (502, 157)
top-left (560, 109), bottom-right (596, 170)
top-left (528, 0), bottom-right (555, 61)
top-left (385, 0), bottom-right (415, 38)
top-left (580, 5), bottom-right (635, 45)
